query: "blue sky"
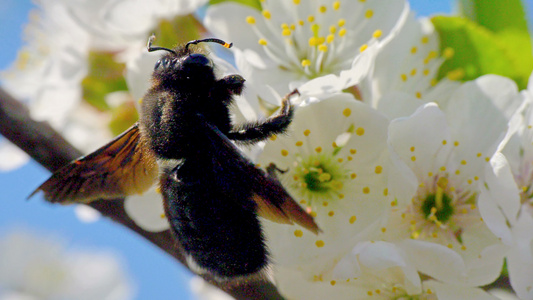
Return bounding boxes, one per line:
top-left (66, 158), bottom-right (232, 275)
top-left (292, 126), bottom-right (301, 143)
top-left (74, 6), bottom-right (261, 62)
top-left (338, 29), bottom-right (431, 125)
top-left (0, 1), bottom-right (529, 299)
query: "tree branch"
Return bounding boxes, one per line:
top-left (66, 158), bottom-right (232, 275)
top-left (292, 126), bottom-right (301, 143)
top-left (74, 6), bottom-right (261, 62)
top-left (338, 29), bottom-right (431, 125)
top-left (0, 87), bottom-right (285, 300)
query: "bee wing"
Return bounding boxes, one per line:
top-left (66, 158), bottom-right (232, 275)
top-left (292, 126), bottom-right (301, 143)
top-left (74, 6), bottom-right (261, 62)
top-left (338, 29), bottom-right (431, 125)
top-left (202, 119), bottom-right (320, 234)
top-left (30, 123), bottom-right (159, 204)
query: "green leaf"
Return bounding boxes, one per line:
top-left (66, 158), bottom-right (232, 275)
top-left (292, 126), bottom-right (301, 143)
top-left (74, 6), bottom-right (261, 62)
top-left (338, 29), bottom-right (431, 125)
top-left (432, 16), bottom-right (532, 89)
top-left (458, 0), bottom-right (528, 33)
top-left (152, 15), bottom-right (204, 48)
top-left (108, 100), bottom-right (139, 136)
top-left (208, 0), bottom-right (262, 10)
top-left (82, 52), bottom-right (128, 111)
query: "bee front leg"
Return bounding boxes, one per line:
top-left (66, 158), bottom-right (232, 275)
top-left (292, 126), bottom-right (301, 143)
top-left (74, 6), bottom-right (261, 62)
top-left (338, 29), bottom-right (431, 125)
top-left (227, 89), bottom-right (299, 145)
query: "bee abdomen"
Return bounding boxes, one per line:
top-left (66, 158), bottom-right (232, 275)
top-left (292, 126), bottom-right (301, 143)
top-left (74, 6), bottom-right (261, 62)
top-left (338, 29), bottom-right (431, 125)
top-left (161, 161), bottom-right (269, 280)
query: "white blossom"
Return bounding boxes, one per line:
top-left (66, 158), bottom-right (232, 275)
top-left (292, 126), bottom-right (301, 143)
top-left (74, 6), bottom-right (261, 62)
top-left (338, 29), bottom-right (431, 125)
top-left (257, 94), bottom-right (409, 289)
top-left (382, 99), bottom-right (519, 286)
top-left (0, 231), bottom-right (132, 300)
top-left (204, 0), bottom-right (409, 106)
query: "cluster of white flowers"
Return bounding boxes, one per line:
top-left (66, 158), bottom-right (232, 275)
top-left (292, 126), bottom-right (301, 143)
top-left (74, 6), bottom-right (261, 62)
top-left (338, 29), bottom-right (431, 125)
top-left (0, 230), bottom-right (132, 300)
top-left (5, 0), bottom-right (533, 299)
top-left (203, 0), bottom-right (532, 299)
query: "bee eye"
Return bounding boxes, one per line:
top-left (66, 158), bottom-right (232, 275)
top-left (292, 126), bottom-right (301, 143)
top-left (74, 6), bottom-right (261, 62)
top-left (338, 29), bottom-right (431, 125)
top-left (183, 54), bottom-right (213, 68)
top-left (154, 59), bottom-right (162, 70)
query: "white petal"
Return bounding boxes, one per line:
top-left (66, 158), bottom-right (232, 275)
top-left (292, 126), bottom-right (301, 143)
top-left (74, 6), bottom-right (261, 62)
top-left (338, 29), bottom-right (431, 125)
top-left (401, 240), bottom-right (467, 284)
top-left (488, 289), bottom-right (520, 300)
top-left (124, 188), bottom-right (170, 232)
top-left (125, 49), bottom-right (160, 102)
top-left (299, 46), bottom-right (377, 98)
top-left (444, 76), bottom-right (520, 178)
top-left (376, 91), bottom-right (424, 120)
top-left (274, 267), bottom-right (368, 300)
top-left (190, 276), bottom-right (235, 300)
top-left (74, 205), bottom-right (101, 223)
top-left (424, 280), bottom-right (499, 300)
top-left (0, 140), bottom-right (29, 171)
top-left (356, 241), bottom-right (407, 270)
top-left (204, 3), bottom-right (261, 57)
top-left (388, 103), bottom-right (452, 179)
top-left (507, 212), bottom-right (533, 300)
top-left (485, 153), bottom-right (520, 227)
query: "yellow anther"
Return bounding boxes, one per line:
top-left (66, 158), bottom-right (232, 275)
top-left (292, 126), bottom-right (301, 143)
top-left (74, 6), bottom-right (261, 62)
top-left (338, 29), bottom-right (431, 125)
top-left (258, 39), bottom-right (268, 45)
top-left (246, 16), bottom-right (256, 24)
top-left (342, 108), bottom-right (352, 117)
top-left (301, 59), bottom-right (311, 67)
top-left (308, 37), bottom-right (319, 46)
top-left (339, 28), bottom-right (347, 37)
top-left (262, 10), bottom-right (271, 19)
top-left (318, 173), bottom-right (331, 182)
top-left (447, 68), bottom-right (465, 81)
top-left (359, 44), bottom-right (368, 52)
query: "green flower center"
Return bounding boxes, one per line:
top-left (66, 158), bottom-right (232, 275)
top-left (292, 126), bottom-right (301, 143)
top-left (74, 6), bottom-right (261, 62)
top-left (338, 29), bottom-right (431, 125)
top-left (420, 177), bottom-right (454, 224)
top-left (421, 193), bottom-right (454, 224)
top-left (291, 154), bottom-right (346, 201)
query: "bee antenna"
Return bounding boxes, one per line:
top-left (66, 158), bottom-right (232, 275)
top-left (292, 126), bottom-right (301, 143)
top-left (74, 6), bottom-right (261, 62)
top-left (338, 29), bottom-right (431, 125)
top-left (147, 34), bottom-right (177, 55)
top-left (185, 38), bottom-right (233, 51)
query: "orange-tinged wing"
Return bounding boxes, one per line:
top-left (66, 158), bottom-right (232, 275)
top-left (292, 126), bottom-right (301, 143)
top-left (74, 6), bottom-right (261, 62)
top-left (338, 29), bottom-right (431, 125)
top-left (252, 193), bottom-right (320, 234)
top-left (30, 123), bottom-right (158, 204)
top-left (201, 119), bottom-right (320, 234)
top-left (251, 176), bottom-right (321, 235)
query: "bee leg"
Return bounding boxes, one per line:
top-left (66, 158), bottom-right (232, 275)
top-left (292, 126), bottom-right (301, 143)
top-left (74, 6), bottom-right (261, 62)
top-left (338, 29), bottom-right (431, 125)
top-left (218, 74), bottom-right (246, 96)
top-left (227, 89), bottom-right (299, 145)
top-left (266, 163), bottom-right (288, 178)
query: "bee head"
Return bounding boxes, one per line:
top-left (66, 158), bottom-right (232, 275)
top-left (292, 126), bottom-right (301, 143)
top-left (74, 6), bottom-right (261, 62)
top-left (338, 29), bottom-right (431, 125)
top-left (147, 35), bottom-right (232, 86)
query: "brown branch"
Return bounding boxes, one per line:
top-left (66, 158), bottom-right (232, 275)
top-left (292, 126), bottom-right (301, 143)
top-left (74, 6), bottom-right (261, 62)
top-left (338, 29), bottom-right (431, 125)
top-left (0, 87), bottom-right (285, 300)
